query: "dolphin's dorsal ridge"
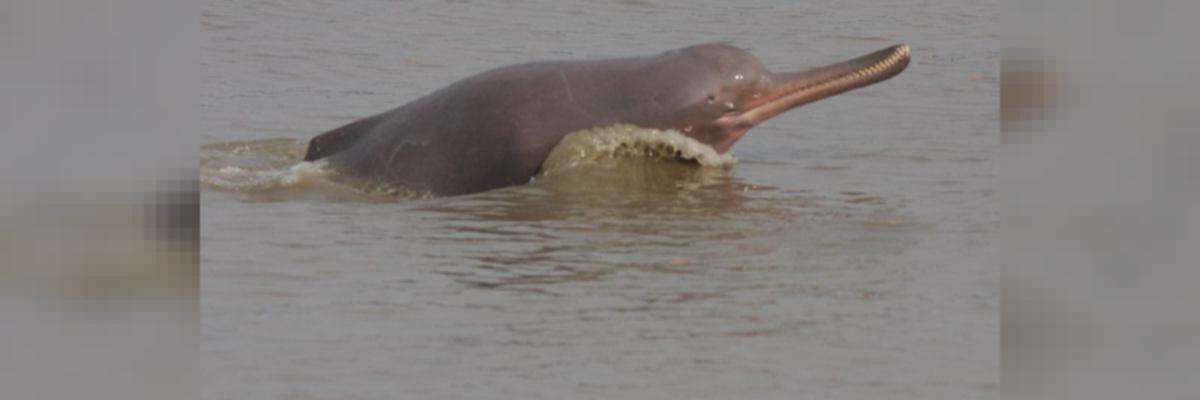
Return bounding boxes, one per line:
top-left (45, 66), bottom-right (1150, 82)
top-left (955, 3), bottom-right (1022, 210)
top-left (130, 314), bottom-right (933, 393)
top-left (303, 113), bottom-right (386, 161)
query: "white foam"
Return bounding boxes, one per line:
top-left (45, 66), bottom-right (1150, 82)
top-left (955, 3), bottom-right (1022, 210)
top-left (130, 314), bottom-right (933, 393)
top-left (201, 160), bottom-right (331, 192)
top-left (540, 124), bottom-right (736, 175)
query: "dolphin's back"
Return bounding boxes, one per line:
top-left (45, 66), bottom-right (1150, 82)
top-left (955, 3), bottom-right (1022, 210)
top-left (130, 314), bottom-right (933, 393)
top-left (303, 54), bottom-right (680, 195)
top-left (303, 112), bottom-right (389, 162)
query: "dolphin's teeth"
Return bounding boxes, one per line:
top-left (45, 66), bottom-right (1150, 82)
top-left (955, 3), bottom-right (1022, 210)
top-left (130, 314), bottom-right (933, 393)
top-left (792, 45), bottom-right (909, 95)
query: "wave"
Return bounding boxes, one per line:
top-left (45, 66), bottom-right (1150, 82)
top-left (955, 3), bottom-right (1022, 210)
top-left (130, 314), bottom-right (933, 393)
top-left (540, 124), bottom-right (736, 176)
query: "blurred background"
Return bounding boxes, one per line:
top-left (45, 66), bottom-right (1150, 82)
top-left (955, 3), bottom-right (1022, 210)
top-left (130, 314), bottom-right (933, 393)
top-left (1002, 0), bottom-right (1200, 399)
top-left (1, 1), bottom-right (198, 400)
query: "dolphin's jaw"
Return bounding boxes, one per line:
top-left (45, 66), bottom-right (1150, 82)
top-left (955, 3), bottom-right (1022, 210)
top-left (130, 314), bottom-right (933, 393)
top-left (709, 121), bottom-right (751, 154)
top-left (731, 44), bottom-right (911, 129)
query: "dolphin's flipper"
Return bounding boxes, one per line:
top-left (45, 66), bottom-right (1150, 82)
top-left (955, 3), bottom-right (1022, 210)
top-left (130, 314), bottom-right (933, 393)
top-left (303, 113), bottom-right (386, 161)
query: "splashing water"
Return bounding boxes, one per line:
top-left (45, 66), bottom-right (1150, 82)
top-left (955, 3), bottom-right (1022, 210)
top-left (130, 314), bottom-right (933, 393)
top-left (540, 124), bottom-right (737, 176)
top-left (200, 138), bottom-right (329, 192)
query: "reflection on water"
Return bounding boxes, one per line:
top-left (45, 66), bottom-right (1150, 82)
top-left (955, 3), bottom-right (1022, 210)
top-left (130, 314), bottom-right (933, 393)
top-left (408, 167), bottom-right (912, 295)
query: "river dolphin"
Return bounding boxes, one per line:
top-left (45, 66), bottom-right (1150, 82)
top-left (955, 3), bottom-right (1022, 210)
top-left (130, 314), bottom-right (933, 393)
top-left (304, 43), bottom-right (911, 195)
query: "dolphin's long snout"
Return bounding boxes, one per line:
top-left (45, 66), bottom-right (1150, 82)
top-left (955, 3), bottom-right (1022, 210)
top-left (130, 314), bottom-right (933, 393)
top-left (732, 44), bottom-right (911, 127)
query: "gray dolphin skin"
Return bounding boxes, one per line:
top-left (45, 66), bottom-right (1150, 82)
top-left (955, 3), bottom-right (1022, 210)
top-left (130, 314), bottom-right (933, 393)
top-left (304, 43), bottom-right (911, 196)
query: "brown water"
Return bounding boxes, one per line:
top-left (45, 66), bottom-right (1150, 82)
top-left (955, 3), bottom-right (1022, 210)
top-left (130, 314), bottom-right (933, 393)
top-left (201, 0), bottom-right (999, 398)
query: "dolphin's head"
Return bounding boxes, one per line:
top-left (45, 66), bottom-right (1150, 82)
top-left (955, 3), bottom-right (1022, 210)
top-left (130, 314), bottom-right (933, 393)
top-left (639, 43), bottom-right (911, 153)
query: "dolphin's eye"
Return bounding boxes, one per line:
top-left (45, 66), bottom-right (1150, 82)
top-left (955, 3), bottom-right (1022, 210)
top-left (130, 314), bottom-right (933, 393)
top-left (706, 94), bottom-right (716, 103)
